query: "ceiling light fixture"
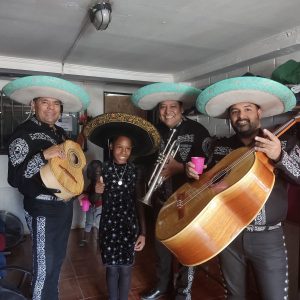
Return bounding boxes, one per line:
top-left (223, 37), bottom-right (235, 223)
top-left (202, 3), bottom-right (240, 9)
top-left (89, 1), bottom-right (112, 31)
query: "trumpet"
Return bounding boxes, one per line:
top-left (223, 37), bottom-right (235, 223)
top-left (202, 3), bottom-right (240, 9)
top-left (141, 130), bottom-right (180, 206)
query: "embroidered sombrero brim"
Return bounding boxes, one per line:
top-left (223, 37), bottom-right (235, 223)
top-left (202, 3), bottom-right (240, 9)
top-left (2, 75), bottom-right (90, 112)
top-left (84, 113), bottom-right (161, 157)
top-left (131, 82), bottom-right (201, 110)
top-left (196, 77), bottom-right (296, 118)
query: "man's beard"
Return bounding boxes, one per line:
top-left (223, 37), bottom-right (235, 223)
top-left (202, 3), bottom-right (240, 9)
top-left (231, 119), bottom-right (260, 138)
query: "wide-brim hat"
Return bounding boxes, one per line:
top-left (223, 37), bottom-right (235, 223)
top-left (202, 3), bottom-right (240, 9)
top-left (84, 113), bottom-right (161, 157)
top-left (196, 77), bottom-right (296, 119)
top-left (131, 82), bottom-right (201, 110)
top-left (2, 75), bottom-right (90, 112)
top-left (271, 59), bottom-right (300, 85)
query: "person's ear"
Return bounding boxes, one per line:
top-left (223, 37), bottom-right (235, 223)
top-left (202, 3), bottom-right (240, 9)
top-left (257, 107), bottom-right (262, 119)
top-left (109, 143), bottom-right (113, 151)
top-left (30, 100), bottom-right (35, 112)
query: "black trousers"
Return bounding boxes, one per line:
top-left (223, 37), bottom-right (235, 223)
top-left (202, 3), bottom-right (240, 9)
top-left (155, 238), bottom-right (194, 300)
top-left (25, 202), bottom-right (73, 300)
top-left (153, 197), bottom-right (194, 300)
top-left (219, 228), bottom-right (288, 300)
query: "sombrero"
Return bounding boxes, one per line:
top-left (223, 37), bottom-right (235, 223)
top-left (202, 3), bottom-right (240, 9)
top-left (84, 113), bottom-right (161, 157)
top-left (196, 77), bottom-right (296, 119)
top-left (2, 75), bottom-right (90, 112)
top-left (131, 82), bottom-right (201, 110)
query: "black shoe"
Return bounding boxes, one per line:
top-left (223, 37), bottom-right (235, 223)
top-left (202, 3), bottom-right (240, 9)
top-left (140, 288), bottom-right (167, 300)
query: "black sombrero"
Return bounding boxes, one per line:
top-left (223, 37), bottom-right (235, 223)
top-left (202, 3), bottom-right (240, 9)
top-left (84, 113), bottom-right (160, 157)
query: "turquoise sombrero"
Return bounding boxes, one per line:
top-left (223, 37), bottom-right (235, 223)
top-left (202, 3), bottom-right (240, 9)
top-left (196, 77), bottom-right (296, 118)
top-left (2, 75), bottom-right (90, 112)
top-left (131, 82), bottom-right (201, 110)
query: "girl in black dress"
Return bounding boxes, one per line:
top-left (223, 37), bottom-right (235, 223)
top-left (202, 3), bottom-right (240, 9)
top-left (84, 112), bottom-right (160, 300)
top-left (98, 135), bottom-right (145, 300)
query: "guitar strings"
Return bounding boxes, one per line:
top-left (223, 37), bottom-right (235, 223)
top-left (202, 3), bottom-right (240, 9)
top-left (164, 147), bottom-right (256, 210)
top-left (186, 148), bottom-right (255, 202)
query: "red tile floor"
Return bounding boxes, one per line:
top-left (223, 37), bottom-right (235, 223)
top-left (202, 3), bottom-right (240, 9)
top-left (5, 224), bottom-right (262, 300)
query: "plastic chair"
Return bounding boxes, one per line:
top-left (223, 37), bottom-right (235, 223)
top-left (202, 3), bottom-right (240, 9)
top-left (0, 211), bottom-right (32, 299)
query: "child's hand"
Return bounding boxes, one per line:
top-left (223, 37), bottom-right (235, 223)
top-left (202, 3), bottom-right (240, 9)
top-left (78, 193), bottom-right (88, 205)
top-left (134, 235), bottom-right (145, 251)
top-left (95, 176), bottom-right (105, 194)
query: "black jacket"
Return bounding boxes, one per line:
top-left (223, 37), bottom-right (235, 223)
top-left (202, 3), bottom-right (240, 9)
top-left (7, 115), bottom-right (70, 216)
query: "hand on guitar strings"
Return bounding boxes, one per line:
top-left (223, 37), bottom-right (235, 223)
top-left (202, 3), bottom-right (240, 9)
top-left (43, 144), bottom-right (66, 160)
top-left (254, 129), bottom-right (282, 162)
top-left (185, 161), bottom-right (207, 180)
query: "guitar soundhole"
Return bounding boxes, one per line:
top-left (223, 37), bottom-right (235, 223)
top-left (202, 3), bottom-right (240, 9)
top-left (70, 152), bottom-right (79, 166)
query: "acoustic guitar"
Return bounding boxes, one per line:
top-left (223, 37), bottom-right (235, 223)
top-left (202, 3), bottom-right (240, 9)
top-left (40, 140), bottom-right (86, 201)
top-left (156, 114), bottom-right (300, 266)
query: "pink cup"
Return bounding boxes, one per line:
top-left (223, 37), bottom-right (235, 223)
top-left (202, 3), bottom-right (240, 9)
top-left (81, 197), bottom-right (91, 212)
top-left (191, 157), bottom-right (205, 174)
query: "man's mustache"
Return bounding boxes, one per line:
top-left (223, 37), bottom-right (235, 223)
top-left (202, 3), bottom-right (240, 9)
top-left (236, 118), bottom-right (250, 125)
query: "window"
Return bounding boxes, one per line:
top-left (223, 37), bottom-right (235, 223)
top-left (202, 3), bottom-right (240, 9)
top-left (0, 92), bottom-right (31, 153)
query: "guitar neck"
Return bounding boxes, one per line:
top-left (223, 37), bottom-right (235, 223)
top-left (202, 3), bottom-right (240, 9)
top-left (273, 113), bottom-right (300, 138)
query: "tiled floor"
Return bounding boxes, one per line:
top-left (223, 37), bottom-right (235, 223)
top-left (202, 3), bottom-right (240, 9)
top-left (5, 226), bottom-right (260, 300)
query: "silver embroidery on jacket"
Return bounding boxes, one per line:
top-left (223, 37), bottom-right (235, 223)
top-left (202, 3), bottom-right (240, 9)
top-left (253, 206), bottom-right (266, 226)
top-left (282, 150), bottom-right (300, 178)
top-left (36, 194), bottom-right (57, 201)
top-left (214, 146), bottom-right (232, 156)
top-left (29, 133), bottom-right (57, 145)
top-left (178, 134), bottom-right (194, 161)
top-left (177, 134), bottom-right (194, 144)
top-left (9, 138), bottom-right (29, 166)
top-left (281, 140), bottom-right (287, 150)
top-left (179, 144), bottom-right (192, 161)
top-left (289, 145), bottom-right (300, 164)
top-left (25, 153), bottom-right (45, 178)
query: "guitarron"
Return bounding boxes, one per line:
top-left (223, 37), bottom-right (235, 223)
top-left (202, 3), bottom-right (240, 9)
top-left (40, 140), bottom-right (86, 201)
top-left (156, 114), bottom-right (300, 266)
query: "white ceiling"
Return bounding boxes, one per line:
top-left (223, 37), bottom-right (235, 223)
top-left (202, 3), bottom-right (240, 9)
top-left (1, 0), bottom-right (300, 84)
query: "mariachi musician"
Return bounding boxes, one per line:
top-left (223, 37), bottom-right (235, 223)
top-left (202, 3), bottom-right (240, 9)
top-left (5, 75), bottom-right (90, 300)
top-left (131, 82), bottom-right (211, 300)
top-left (186, 76), bottom-right (300, 300)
